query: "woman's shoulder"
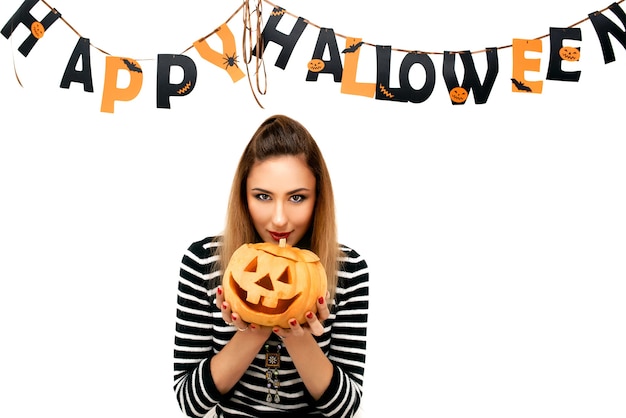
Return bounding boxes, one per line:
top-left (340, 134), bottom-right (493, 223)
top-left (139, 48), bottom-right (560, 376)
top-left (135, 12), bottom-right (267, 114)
top-left (185, 235), bottom-right (223, 259)
top-left (337, 243), bottom-right (369, 274)
top-left (335, 244), bottom-right (369, 300)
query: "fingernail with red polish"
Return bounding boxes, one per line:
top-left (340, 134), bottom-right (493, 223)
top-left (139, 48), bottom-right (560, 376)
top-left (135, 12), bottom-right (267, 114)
top-left (306, 312), bottom-right (314, 319)
top-left (217, 287), bottom-right (222, 295)
top-left (250, 324), bottom-right (256, 329)
top-left (318, 297), bottom-right (324, 304)
top-left (289, 319), bottom-right (297, 326)
top-left (222, 302), bottom-right (227, 310)
top-left (231, 314), bottom-right (238, 321)
top-left (273, 328), bottom-right (280, 333)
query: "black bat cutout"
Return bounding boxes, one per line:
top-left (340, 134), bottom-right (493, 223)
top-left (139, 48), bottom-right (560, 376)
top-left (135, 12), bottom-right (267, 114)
top-left (123, 59), bottom-right (143, 73)
top-left (511, 78), bottom-right (531, 92)
top-left (342, 42), bottom-right (364, 54)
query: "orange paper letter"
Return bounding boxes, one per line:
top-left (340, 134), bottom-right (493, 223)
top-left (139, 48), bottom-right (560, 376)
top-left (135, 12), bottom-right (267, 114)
top-left (100, 57), bottom-right (144, 113)
top-left (341, 37), bottom-right (375, 98)
top-left (193, 24), bottom-right (245, 83)
top-left (511, 38), bottom-right (543, 94)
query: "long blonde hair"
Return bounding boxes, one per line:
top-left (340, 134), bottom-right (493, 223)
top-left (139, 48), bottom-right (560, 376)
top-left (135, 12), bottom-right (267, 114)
top-left (218, 115), bottom-right (340, 299)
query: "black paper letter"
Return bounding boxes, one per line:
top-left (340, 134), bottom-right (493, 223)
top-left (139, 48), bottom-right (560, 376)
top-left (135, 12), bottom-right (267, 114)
top-left (60, 37), bottom-right (93, 92)
top-left (252, 7), bottom-right (308, 69)
top-left (156, 54), bottom-right (197, 109)
top-left (1, 0), bottom-right (61, 57)
top-left (443, 48), bottom-right (499, 105)
top-left (306, 28), bottom-right (343, 82)
top-left (588, 2), bottom-right (626, 64)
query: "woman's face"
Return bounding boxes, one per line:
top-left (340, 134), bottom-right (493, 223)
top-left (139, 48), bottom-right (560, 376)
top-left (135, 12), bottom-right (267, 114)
top-left (246, 154), bottom-right (316, 246)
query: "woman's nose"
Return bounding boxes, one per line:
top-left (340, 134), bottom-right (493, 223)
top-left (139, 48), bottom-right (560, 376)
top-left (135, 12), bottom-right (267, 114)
top-left (271, 202), bottom-right (287, 227)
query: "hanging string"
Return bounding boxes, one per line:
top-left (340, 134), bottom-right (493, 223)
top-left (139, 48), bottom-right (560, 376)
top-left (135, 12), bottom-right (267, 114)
top-left (181, 4), bottom-right (244, 54)
top-left (261, 0), bottom-right (625, 55)
top-left (242, 0), bottom-right (267, 108)
top-left (39, 0), bottom-right (112, 55)
top-left (5, 0), bottom-right (626, 88)
top-left (27, 0), bottom-right (626, 57)
top-left (6, 20), bottom-right (23, 87)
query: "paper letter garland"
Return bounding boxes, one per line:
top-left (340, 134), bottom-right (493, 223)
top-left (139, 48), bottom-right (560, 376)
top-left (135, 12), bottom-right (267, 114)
top-left (2, 0), bottom-right (626, 112)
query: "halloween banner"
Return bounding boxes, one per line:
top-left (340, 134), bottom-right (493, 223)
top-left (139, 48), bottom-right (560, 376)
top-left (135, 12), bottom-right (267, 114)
top-left (2, 0), bottom-right (626, 112)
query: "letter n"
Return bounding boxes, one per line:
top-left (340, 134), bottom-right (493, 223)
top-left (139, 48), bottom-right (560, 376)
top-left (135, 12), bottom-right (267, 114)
top-left (588, 2), bottom-right (626, 64)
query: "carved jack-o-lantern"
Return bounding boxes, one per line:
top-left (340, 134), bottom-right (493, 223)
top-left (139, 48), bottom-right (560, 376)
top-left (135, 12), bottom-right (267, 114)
top-left (223, 240), bottom-right (327, 328)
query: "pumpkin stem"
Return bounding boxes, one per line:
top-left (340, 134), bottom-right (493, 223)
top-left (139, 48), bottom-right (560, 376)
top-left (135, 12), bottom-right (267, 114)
top-left (279, 238), bottom-right (286, 248)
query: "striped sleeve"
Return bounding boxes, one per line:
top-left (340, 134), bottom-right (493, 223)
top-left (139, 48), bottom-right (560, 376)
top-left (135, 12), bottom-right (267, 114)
top-left (173, 237), bottom-right (223, 418)
top-left (316, 245), bottom-right (369, 417)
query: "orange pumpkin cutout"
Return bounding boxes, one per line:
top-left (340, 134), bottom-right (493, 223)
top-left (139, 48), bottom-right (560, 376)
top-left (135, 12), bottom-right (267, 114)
top-left (223, 240), bottom-right (327, 328)
top-left (31, 22), bottom-right (45, 39)
top-left (559, 47), bottom-right (580, 62)
top-left (307, 59), bottom-right (325, 73)
top-left (450, 87), bottom-right (468, 104)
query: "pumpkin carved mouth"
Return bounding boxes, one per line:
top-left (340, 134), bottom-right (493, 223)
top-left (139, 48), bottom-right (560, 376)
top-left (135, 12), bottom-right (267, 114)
top-left (228, 256), bottom-right (301, 315)
top-left (229, 273), bottom-right (301, 314)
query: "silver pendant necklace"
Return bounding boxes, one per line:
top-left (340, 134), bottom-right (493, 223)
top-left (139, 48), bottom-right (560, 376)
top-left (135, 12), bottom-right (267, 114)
top-left (264, 342), bottom-right (282, 403)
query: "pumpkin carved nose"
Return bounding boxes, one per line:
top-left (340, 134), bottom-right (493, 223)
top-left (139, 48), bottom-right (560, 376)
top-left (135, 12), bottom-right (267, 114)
top-left (255, 275), bottom-right (274, 291)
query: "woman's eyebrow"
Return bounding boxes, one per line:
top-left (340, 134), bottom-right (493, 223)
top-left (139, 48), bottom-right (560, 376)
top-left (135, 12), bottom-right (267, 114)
top-left (250, 187), bottom-right (312, 194)
top-left (287, 187), bottom-right (312, 194)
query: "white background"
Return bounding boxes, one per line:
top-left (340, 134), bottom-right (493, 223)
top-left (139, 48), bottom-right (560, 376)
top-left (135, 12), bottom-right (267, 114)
top-left (1, 1), bottom-right (625, 417)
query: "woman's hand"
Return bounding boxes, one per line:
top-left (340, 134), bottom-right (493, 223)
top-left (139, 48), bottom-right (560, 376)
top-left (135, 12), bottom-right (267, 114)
top-left (273, 292), bottom-right (330, 338)
top-left (217, 286), bottom-right (330, 338)
top-left (216, 285), bottom-right (246, 330)
top-left (216, 286), bottom-right (272, 336)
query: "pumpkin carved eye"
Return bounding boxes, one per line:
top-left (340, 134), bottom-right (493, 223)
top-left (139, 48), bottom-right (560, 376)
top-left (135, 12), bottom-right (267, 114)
top-left (254, 270), bottom-right (291, 290)
top-left (223, 241), bottom-right (327, 328)
top-left (245, 258), bottom-right (257, 272)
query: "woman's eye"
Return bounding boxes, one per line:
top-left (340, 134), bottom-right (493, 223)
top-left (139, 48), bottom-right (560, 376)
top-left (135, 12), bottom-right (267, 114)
top-left (290, 195), bottom-right (305, 203)
top-left (255, 193), bottom-right (271, 201)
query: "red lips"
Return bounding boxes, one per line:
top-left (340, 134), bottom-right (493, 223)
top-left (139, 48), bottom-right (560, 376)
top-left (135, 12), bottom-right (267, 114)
top-left (269, 231), bottom-right (290, 242)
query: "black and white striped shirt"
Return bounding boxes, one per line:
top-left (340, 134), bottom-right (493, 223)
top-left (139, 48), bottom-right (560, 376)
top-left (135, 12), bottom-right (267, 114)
top-left (174, 236), bottom-right (369, 417)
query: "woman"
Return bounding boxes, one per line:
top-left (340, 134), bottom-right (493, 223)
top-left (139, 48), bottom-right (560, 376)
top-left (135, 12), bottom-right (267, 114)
top-left (173, 115), bottom-right (369, 417)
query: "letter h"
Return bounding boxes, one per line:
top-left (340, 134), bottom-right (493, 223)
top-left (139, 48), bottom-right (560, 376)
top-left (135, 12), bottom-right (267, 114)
top-left (1, 0), bottom-right (61, 57)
